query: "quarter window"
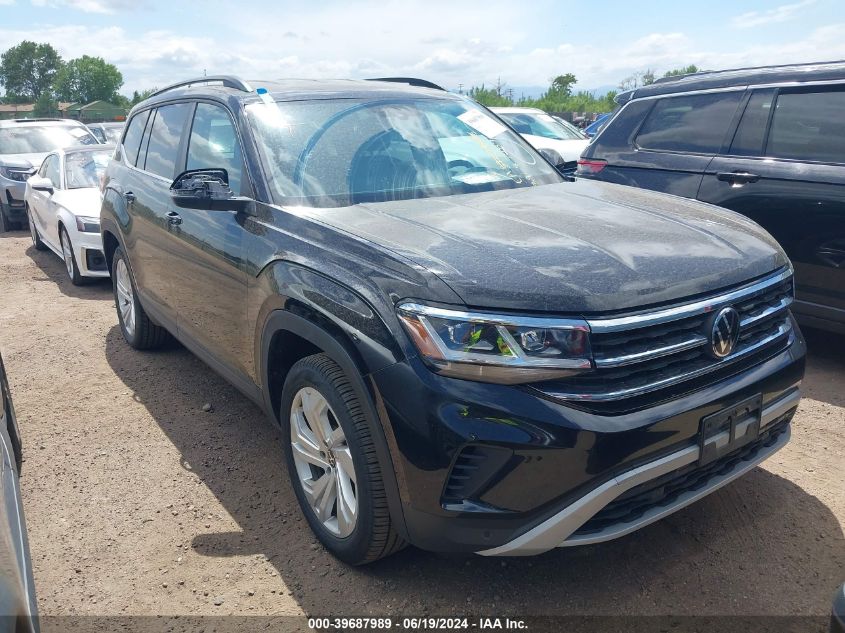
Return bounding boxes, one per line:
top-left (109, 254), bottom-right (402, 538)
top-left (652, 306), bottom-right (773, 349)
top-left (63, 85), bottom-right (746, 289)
top-left (123, 110), bottom-right (150, 167)
top-left (636, 92), bottom-right (743, 154)
top-left (767, 88), bottom-right (845, 164)
top-left (143, 103), bottom-right (192, 179)
top-left (186, 103), bottom-right (245, 194)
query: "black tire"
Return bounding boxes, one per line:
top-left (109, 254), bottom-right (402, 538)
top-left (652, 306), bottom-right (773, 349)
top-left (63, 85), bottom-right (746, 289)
top-left (111, 245), bottom-right (169, 350)
top-left (0, 209), bottom-right (7, 233)
top-left (60, 226), bottom-right (85, 286)
top-left (27, 206), bottom-right (48, 251)
top-left (280, 353), bottom-right (406, 565)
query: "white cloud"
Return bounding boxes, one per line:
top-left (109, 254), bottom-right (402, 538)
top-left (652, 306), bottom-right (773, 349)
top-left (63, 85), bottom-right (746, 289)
top-left (29, 0), bottom-right (144, 13)
top-left (730, 0), bottom-right (816, 29)
top-left (0, 1), bottom-right (842, 98)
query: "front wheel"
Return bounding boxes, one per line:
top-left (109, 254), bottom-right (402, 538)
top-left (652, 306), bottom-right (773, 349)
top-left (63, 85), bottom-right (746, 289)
top-left (60, 226), bottom-right (84, 285)
top-left (280, 353), bottom-right (406, 565)
top-left (28, 206), bottom-right (47, 251)
top-left (111, 245), bottom-right (169, 350)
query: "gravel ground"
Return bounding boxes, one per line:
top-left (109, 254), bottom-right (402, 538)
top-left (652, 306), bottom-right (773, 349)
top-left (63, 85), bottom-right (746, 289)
top-left (0, 230), bottom-right (843, 623)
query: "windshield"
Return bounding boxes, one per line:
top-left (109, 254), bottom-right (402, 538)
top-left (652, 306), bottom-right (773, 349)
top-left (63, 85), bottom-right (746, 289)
top-left (247, 97), bottom-right (562, 208)
top-left (0, 125), bottom-right (99, 154)
top-left (498, 112), bottom-right (585, 141)
top-left (64, 149), bottom-right (112, 189)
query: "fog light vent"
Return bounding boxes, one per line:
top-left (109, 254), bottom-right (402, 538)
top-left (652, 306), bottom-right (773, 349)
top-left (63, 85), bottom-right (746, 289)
top-left (442, 444), bottom-right (512, 504)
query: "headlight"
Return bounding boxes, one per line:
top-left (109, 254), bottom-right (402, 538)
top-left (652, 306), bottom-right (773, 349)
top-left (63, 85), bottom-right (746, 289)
top-left (75, 216), bottom-right (101, 233)
top-left (0, 166), bottom-right (35, 182)
top-left (396, 302), bottom-right (591, 384)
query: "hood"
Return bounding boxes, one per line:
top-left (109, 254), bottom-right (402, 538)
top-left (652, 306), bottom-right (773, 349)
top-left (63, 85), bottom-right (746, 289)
top-left (523, 135), bottom-right (590, 162)
top-left (0, 152), bottom-right (48, 170)
top-left (301, 180), bottom-right (788, 314)
top-left (52, 187), bottom-right (102, 217)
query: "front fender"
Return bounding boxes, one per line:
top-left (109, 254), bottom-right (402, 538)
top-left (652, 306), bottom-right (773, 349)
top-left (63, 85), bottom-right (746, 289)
top-left (253, 261), bottom-right (405, 383)
top-left (259, 308), bottom-right (410, 541)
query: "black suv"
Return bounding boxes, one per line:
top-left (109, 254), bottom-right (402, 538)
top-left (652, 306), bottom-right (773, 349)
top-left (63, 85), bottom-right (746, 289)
top-left (578, 61), bottom-right (845, 335)
top-left (100, 75), bottom-right (805, 564)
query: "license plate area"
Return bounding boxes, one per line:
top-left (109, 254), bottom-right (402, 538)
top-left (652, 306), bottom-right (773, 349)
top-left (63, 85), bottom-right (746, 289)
top-left (699, 394), bottom-right (762, 465)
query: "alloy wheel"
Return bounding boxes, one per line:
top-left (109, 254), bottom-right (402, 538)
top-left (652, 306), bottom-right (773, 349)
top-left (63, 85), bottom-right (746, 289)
top-left (28, 212), bottom-right (37, 246)
top-left (60, 231), bottom-right (74, 279)
top-left (115, 258), bottom-right (136, 337)
top-left (289, 386), bottom-right (358, 537)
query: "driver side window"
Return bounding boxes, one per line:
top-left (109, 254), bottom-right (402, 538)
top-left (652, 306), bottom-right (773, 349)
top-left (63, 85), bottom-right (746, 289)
top-left (186, 103), bottom-right (246, 195)
top-left (43, 155), bottom-right (61, 188)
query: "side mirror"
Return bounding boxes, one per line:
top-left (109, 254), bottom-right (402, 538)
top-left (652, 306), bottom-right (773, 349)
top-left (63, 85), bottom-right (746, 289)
top-left (538, 148), bottom-right (574, 178)
top-left (29, 176), bottom-right (54, 194)
top-left (539, 148), bottom-right (565, 169)
top-left (170, 169), bottom-right (250, 212)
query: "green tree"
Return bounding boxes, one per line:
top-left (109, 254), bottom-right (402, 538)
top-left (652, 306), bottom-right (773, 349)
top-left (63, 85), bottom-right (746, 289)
top-left (663, 64), bottom-right (700, 78)
top-left (53, 55), bottom-right (123, 104)
top-left (0, 41), bottom-right (64, 101)
top-left (33, 92), bottom-right (60, 117)
top-left (548, 73), bottom-right (577, 98)
top-left (468, 84), bottom-right (512, 107)
top-left (130, 87), bottom-right (158, 106)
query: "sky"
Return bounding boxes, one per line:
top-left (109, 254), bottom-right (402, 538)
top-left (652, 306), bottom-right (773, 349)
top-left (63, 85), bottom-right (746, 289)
top-left (0, 0), bottom-right (844, 97)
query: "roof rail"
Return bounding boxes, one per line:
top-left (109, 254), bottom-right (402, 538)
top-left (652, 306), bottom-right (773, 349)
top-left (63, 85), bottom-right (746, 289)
top-left (652, 59), bottom-right (845, 84)
top-left (367, 77), bottom-right (445, 91)
top-left (149, 76), bottom-right (253, 98)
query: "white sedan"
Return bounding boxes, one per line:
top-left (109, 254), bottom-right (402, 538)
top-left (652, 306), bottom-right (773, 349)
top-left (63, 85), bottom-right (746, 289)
top-left (25, 145), bottom-right (113, 285)
top-left (491, 107), bottom-right (589, 172)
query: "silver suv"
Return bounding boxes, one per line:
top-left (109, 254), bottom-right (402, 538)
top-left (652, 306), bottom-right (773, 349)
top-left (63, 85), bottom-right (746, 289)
top-left (0, 118), bottom-right (98, 232)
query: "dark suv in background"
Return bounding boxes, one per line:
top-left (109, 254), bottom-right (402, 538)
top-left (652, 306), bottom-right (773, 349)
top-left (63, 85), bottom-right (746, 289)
top-left (578, 61), bottom-right (845, 335)
top-left (100, 75), bottom-right (804, 564)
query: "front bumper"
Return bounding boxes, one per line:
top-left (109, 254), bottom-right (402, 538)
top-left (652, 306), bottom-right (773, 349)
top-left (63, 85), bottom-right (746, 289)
top-left (372, 319), bottom-right (805, 554)
top-left (1, 180), bottom-right (27, 223)
top-left (73, 230), bottom-right (109, 278)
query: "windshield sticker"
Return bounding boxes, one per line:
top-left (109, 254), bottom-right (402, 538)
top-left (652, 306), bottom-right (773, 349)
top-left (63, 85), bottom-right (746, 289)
top-left (457, 109), bottom-right (507, 139)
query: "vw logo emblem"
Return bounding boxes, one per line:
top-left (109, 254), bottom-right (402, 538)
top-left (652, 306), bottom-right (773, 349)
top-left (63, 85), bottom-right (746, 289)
top-left (709, 307), bottom-right (741, 359)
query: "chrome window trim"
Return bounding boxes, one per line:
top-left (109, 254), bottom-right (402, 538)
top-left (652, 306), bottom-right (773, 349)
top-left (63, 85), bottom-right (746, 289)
top-left (587, 267), bottom-right (792, 334)
top-left (628, 78), bottom-right (845, 103)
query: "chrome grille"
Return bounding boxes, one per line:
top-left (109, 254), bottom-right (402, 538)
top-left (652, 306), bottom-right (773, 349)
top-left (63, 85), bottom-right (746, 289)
top-left (544, 268), bottom-right (794, 402)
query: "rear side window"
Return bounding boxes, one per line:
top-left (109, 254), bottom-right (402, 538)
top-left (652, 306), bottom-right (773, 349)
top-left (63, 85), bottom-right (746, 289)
top-left (143, 103), bottom-right (192, 179)
top-left (123, 110), bottom-right (150, 167)
top-left (767, 88), bottom-right (845, 164)
top-left (186, 103), bottom-right (244, 195)
top-left (636, 92), bottom-right (743, 154)
top-left (729, 89), bottom-right (774, 156)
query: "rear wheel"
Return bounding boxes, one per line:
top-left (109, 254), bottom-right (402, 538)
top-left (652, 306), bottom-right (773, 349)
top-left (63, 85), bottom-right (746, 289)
top-left (112, 245), bottom-right (169, 350)
top-left (60, 226), bottom-right (84, 286)
top-left (280, 353), bottom-right (406, 565)
top-left (27, 206), bottom-right (47, 251)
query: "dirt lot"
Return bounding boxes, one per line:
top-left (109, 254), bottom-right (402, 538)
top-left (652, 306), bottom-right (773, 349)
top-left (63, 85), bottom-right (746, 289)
top-left (0, 230), bottom-right (843, 623)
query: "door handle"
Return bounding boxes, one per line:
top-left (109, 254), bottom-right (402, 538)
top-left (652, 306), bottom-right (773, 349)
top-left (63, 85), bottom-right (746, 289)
top-left (716, 171), bottom-right (760, 185)
top-left (166, 211), bottom-right (182, 226)
top-left (123, 191), bottom-right (136, 204)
